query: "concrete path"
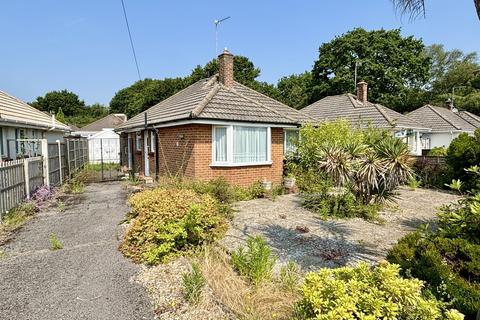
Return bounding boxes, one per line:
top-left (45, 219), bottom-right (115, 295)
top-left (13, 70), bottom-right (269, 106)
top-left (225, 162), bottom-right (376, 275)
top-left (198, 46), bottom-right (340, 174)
top-left (0, 182), bottom-right (154, 320)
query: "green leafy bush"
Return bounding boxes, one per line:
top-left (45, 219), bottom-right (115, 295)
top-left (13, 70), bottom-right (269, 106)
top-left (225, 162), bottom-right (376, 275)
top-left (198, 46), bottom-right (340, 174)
top-left (120, 188), bottom-right (227, 264)
top-left (295, 262), bottom-right (463, 320)
top-left (428, 146), bottom-right (448, 156)
top-left (388, 232), bottom-right (480, 318)
top-left (182, 262), bottom-right (205, 305)
top-left (288, 121), bottom-right (413, 220)
top-left (446, 130), bottom-right (480, 192)
top-left (302, 191), bottom-right (380, 220)
top-left (231, 235), bottom-right (276, 286)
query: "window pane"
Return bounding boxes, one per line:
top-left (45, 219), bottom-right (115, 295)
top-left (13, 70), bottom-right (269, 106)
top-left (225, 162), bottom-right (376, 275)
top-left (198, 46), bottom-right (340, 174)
top-left (233, 127), bottom-right (267, 163)
top-left (214, 127), bottom-right (227, 162)
top-left (285, 130), bottom-right (299, 153)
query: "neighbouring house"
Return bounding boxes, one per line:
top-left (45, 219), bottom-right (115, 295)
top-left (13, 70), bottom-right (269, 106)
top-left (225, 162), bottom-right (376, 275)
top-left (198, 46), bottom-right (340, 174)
top-left (73, 114), bottom-right (127, 164)
top-left (300, 81), bottom-right (431, 155)
top-left (116, 50), bottom-right (310, 186)
top-left (0, 90), bottom-right (70, 162)
top-left (407, 104), bottom-right (479, 152)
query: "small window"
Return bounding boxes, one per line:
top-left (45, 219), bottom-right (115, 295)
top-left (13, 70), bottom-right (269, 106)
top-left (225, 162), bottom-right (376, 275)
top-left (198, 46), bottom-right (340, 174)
top-left (213, 126), bottom-right (227, 163)
top-left (284, 130), bottom-right (299, 154)
top-left (136, 132), bottom-right (142, 151)
top-left (150, 131), bottom-right (156, 152)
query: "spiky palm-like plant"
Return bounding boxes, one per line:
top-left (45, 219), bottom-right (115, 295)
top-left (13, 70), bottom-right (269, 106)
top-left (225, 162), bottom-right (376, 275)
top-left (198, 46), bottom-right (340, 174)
top-left (318, 146), bottom-right (353, 187)
top-left (353, 152), bottom-right (387, 204)
top-left (392, 0), bottom-right (480, 21)
top-left (374, 137), bottom-right (413, 190)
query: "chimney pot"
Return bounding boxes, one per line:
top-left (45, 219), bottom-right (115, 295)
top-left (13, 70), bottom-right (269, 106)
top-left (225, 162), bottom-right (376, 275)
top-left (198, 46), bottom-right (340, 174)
top-left (218, 49), bottom-right (234, 87)
top-left (356, 81), bottom-right (368, 103)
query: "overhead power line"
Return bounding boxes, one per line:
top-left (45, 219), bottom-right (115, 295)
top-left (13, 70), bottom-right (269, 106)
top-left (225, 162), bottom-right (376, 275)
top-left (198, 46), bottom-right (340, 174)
top-left (120, 0), bottom-right (142, 80)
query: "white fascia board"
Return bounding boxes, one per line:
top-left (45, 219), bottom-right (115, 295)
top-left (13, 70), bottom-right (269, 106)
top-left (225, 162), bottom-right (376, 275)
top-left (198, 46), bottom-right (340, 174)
top-left (152, 119), bottom-right (298, 129)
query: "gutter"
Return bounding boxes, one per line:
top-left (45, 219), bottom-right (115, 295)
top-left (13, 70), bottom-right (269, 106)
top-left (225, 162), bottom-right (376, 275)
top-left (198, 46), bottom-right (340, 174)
top-left (0, 117), bottom-right (70, 132)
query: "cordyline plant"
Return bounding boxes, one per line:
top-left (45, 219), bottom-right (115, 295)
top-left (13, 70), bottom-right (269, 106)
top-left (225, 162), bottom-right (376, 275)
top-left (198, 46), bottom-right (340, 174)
top-left (291, 121), bottom-right (413, 204)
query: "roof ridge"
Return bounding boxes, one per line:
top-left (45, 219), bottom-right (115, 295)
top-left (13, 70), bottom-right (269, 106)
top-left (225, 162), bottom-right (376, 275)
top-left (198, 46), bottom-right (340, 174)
top-left (427, 105), bottom-right (461, 130)
top-left (373, 104), bottom-right (395, 126)
top-left (347, 93), bottom-right (361, 108)
top-left (232, 81), bottom-right (310, 121)
top-left (225, 84), bottom-right (297, 122)
top-left (190, 83), bottom-right (221, 118)
top-left (123, 76), bottom-right (213, 126)
top-left (80, 114), bottom-right (125, 130)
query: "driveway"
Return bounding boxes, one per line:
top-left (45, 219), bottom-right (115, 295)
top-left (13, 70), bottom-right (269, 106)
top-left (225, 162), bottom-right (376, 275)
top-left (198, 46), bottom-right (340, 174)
top-left (0, 182), bottom-right (154, 320)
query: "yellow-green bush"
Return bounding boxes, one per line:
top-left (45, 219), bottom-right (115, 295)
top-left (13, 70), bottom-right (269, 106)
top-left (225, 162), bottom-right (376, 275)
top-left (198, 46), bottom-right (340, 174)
top-left (120, 188), bottom-right (227, 264)
top-left (295, 262), bottom-right (463, 320)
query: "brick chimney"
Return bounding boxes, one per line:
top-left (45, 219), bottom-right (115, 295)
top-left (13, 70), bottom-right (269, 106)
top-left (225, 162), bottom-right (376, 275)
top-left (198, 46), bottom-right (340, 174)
top-left (356, 81), bottom-right (368, 103)
top-left (218, 49), bottom-right (234, 87)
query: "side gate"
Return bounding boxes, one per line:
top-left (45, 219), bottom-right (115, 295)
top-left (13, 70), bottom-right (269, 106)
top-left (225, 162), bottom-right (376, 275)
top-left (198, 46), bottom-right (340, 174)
top-left (87, 137), bottom-right (122, 181)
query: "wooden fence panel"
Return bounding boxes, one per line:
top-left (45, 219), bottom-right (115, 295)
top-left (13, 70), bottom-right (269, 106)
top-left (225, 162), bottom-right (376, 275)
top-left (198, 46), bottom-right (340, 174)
top-left (28, 157), bottom-right (44, 194)
top-left (0, 160), bottom-right (26, 219)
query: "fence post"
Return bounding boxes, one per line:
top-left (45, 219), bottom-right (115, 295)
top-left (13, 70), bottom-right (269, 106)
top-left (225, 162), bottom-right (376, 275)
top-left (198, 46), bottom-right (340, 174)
top-left (24, 158), bottom-right (30, 199)
top-left (56, 140), bottom-right (63, 185)
top-left (40, 139), bottom-right (50, 187)
top-left (66, 139), bottom-right (71, 178)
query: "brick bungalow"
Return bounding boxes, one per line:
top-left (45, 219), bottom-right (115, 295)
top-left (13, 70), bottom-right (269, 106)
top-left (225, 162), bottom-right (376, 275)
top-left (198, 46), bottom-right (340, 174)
top-left (116, 50), bottom-right (310, 186)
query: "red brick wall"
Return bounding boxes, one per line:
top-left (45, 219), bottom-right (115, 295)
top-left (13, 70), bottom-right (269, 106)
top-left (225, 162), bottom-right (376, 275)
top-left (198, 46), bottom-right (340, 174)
top-left (126, 124), bottom-right (285, 186)
top-left (193, 125), bottom-right (284, 186)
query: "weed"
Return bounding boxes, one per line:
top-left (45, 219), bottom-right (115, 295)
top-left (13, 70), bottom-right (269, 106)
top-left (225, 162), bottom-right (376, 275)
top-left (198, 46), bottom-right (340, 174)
top-left (0, 202), bottom-right (37, 242)
top-left (70, 180), bottom-right (85, 194)
top-left (407, 176), bottom-right (422, 190)
top-left (0, 250), bottom-right (5, 259)
top-left (279, 261), bottom-right (300, 291)
top-left (49, 233), bottom-right (63, 250)
top-left (231, 235), bottom-right (276, 286)
top-left (182, 262), bottom-right (205, 304)
top-left (57, 201), bottom-right (66, 212)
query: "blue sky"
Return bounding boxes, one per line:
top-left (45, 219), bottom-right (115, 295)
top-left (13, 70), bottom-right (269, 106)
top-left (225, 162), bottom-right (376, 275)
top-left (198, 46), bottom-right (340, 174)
top-left (0, 0), bottom-right (478, 106)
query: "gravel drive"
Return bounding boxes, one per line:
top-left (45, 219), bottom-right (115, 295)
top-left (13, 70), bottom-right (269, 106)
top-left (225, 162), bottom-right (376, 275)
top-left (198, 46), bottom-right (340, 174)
top-left (0, 182), bottom-right (154, 320)
top-left (221, 187), bottom-right (460, 272)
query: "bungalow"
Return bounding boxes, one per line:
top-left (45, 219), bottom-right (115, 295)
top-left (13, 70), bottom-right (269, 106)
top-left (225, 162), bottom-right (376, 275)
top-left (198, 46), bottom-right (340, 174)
top-left (300, 82), bottom-right (431, 155)
top-left (407, 105), bottom-right (479, 151)
top-left (72, 114), bottom-right (127, 164)
top-left (0, 90), bottom-right (70, 162)
top-left (116, 50), bottom-right (310, 186)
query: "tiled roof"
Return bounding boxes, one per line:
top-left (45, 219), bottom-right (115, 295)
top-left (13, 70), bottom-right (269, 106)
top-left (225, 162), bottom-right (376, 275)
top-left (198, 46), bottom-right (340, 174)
top-left (407, 105), bottom-right (477, 132)
top-left (80, 114), bottom-right (127, 131)
top-left (0, 90), bottom-right (70, 131)
top-left (301, 93), bottom-right (429, 130)
top-left (117, 75), bottom-right (312, 130)
top-left (457, 111), bottom-right (480, 128)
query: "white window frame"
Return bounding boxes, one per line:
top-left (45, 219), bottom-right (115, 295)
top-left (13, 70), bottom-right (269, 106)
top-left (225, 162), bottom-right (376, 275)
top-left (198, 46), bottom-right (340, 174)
top-left (211, 125), bottom-right (272, 167)
top-left (135, 132), bottom-right (142, 151)
top-left (284, 128), bottom-right (299, 154)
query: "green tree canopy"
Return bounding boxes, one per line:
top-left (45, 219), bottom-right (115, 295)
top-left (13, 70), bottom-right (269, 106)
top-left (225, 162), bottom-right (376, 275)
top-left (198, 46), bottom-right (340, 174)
top-left (310, 28), bottom-right (431, 112)
top-left (277, 72), bottom-right (312, 109)
top-left (30, 90), bottom-right (86, 116)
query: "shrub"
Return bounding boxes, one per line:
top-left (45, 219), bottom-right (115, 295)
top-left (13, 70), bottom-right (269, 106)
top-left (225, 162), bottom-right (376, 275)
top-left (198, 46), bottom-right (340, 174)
top-left (295, 261), bottom-right (463, 320)
top-left (182, 262), bottom-right (205, 305)
top-left (413, 161), bottom-right (451, 189)
top-left (428, 146), bottom-right (448, 156)
top-left (388, 232), bottom-right (480, 318)
top-left (231, 235), bottom-right (276, 286)
top-left (446, 130), bottom-right (480, 191)
top-left (302, 191), bottom-right (381, 221)
top-left (120, 188), bottom-right (227, 264)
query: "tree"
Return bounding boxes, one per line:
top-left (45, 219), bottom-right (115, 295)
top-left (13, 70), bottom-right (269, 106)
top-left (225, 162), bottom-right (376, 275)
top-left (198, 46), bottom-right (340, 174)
top-left (310, 28), bottom-right (431, 112)
top-left (391, 0), bottom-right (480, 21)
top-left (277, 72), bottom-right (312, 109)
top-left (30, 90), bottom-right (86, 117)
top-left (109, 78), bottom-right (186, 118)
top-left (55, 107), bottom-right (66, 123)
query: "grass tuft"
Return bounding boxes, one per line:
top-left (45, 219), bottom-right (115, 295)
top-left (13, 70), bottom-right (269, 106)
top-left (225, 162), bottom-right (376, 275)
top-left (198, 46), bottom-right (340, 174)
top-left (182, 262), bottom-right (205, 305)
top-left (49, 233), bottom-right (63, 250)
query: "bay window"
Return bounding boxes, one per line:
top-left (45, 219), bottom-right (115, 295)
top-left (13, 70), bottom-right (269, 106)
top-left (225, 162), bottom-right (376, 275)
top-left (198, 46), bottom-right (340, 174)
top-left (212, 125), bottom-right (271, 166)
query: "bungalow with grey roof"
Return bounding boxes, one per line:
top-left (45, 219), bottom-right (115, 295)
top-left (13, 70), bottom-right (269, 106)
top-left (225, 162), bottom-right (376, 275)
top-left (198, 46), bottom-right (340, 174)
top-left (116, 50), bottom-right (310, 186)
top-left (300, 81), bottom-right (431, 155)
top-left (407, 104), bottom-right (479, 152)
top-left (0, 90), bottom-right (70, 162)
